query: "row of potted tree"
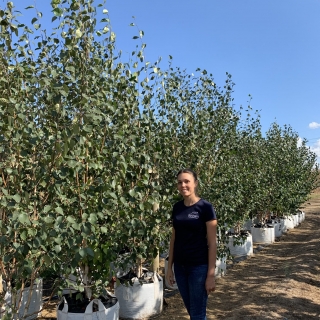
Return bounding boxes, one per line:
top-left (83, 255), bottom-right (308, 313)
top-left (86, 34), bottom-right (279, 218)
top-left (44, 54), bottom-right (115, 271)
top-left (0, 0), bottom-right (318, 319)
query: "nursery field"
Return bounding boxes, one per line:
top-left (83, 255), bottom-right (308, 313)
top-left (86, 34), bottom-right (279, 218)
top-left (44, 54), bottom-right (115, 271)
top-left (38, 190), bottom-right (320, 320)
top-left (158, 189), bottom-right (320, 320)
top-left (1, 1), bottom-right (319, 319)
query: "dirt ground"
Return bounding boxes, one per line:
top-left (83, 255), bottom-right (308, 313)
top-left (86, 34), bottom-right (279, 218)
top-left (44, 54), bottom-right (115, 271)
top-left (38, 191), bottom-right (320, 319)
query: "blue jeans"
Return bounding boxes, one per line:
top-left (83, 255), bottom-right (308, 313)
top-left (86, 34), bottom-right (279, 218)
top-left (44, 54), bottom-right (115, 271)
top-left (174, 263), bottom-right (208, 320)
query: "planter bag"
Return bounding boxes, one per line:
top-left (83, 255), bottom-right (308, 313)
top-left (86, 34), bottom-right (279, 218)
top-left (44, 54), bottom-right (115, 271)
top-left (164, 258), bottom-right (178, 290)
top-left (251, 225), bottom-right (274, 244)
top-left (57, 293), bottom-right (119, 320)
top-left (0, 279), bottom-right (42, 320)
top-left (115, 272), bottom-right (163, 320)
top-left (215, 256), bottom-right (227, 277)
top-left (284, 216), bottom-right (294, 230)
top-left (292, 214), bottom-right (299, 227)
top-left (279, 218), bottom-right (286, 233)
top-left (227, 234), bottom-right (253, 257)
top-left (268, 221), bottom-right (282, 238)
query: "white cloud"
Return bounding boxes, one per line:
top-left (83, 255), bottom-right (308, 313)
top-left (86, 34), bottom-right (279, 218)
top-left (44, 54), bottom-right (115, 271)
top-left (310, 139), bottom-right (320, 162)
top-left (308, 122), bottom-right (320, 129)
top-left (297, 137), bottom-right (303, 147)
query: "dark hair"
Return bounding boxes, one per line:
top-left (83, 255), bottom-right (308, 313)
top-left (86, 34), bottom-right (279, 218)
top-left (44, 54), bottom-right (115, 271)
top-left (176, 168), bottom-right (198, 181)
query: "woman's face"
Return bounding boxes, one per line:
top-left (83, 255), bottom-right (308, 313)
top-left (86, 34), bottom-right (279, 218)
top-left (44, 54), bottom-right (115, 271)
top-left (177, 172), bottom-right (198, 198)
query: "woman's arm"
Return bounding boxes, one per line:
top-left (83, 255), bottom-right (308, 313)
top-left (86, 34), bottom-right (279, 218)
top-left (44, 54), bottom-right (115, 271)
top-left (166, 227), bottom-right (175, 286)
top-left (206, 219), bottom-right (217, 294)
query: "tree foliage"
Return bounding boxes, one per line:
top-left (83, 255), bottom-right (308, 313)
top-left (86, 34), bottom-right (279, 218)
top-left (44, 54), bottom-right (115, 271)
top-left (0, 0), bottom-right (318, 318)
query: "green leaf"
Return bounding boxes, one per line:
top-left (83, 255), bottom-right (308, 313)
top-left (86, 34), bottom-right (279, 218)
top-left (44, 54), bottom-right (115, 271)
top-left (44, 205), bottom-right (51, 213)
top-left (109, 192), bottom-right (117, 199)
top-left (18, 213), bottom-right (28, 224)
top-left (53, 7), bottom-right (63, 17)
top-left (71, 223), bottom-right (79, 230)
top-left (79, 248), bottom-right (86, 257)
top-left (86, 247), bottom-right (94, 257)
top-left (67, 216), bottom-right (76, 224)
top-left (101, 226), bottom-right (108, 233)
top-left (44, 216), bottom-right (54, 224)
top-left (88, 214), bottom-right (97, 224)
top-left (55, 207), bottom-right (63, 214)
top-left (12, 194), bottom-right (21, 203)
top-left (54, 245), bottom-right (61, 253)
top-left (75, 29), bottom-right (82, 38)
top-left (54, 237), bottom-right (62, 245)
top-left (20, 231), bottom-right (27, 240)
top-left (43, 255), bottom-right (51, 264)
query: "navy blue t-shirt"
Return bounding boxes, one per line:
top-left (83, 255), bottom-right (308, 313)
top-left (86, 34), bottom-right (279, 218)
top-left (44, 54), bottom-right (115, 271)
top-left (172, 199), bottom-right (217, 266)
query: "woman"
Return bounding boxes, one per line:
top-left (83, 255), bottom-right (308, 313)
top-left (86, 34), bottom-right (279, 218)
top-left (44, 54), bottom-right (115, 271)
top-left (166, 168), bottom-right (217, 320)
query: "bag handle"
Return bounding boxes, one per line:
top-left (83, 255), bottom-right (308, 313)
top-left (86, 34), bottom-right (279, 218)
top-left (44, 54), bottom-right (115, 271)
top-left (84, 299), bottom-right (107, 320)
top-left (57, 297), bottom-right (68, 320)
top-left (61, 297), bottom-right (69, 312)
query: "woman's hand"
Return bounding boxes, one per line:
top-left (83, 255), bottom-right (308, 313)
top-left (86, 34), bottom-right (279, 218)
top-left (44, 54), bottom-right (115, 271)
top-left (166, 267), bottom-right (176, 287)
top-left (205, 275), bottom-right (216, 295)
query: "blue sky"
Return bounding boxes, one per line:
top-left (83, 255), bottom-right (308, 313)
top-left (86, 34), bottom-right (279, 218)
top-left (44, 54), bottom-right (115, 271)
top-left (5, 0), bottom-right (320, 159)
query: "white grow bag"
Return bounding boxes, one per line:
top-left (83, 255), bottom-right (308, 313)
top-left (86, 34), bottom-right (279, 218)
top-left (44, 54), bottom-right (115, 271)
top-left (227, 234), bottom-right (253, 257)
top-left (268, 221), bottom-right (282, 238)
top-left (115, 273), bottom-right (163, 320)
top-left (0, 279), bottom-right (42, 320)
top-left (279, 218), bottom-right (286, 233)
top-left (215, 256), bottom-right (227, 277)
top-left (251, 225), bottom-right (275, 244)
top-left (292, 214), bottom-right (299, 227)
top-left (297, 212), bottom-right (303, 224)
top-left (57, 295), bottom-right (119, 320)
top-left (284, 216), bottom-right (294, 230)
top-left (164, 258), bottom-right (178, 290)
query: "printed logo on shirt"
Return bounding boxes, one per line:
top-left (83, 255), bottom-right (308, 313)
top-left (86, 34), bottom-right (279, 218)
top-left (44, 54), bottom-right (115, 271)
top-left (188, 212), bottom-right (199, 219)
